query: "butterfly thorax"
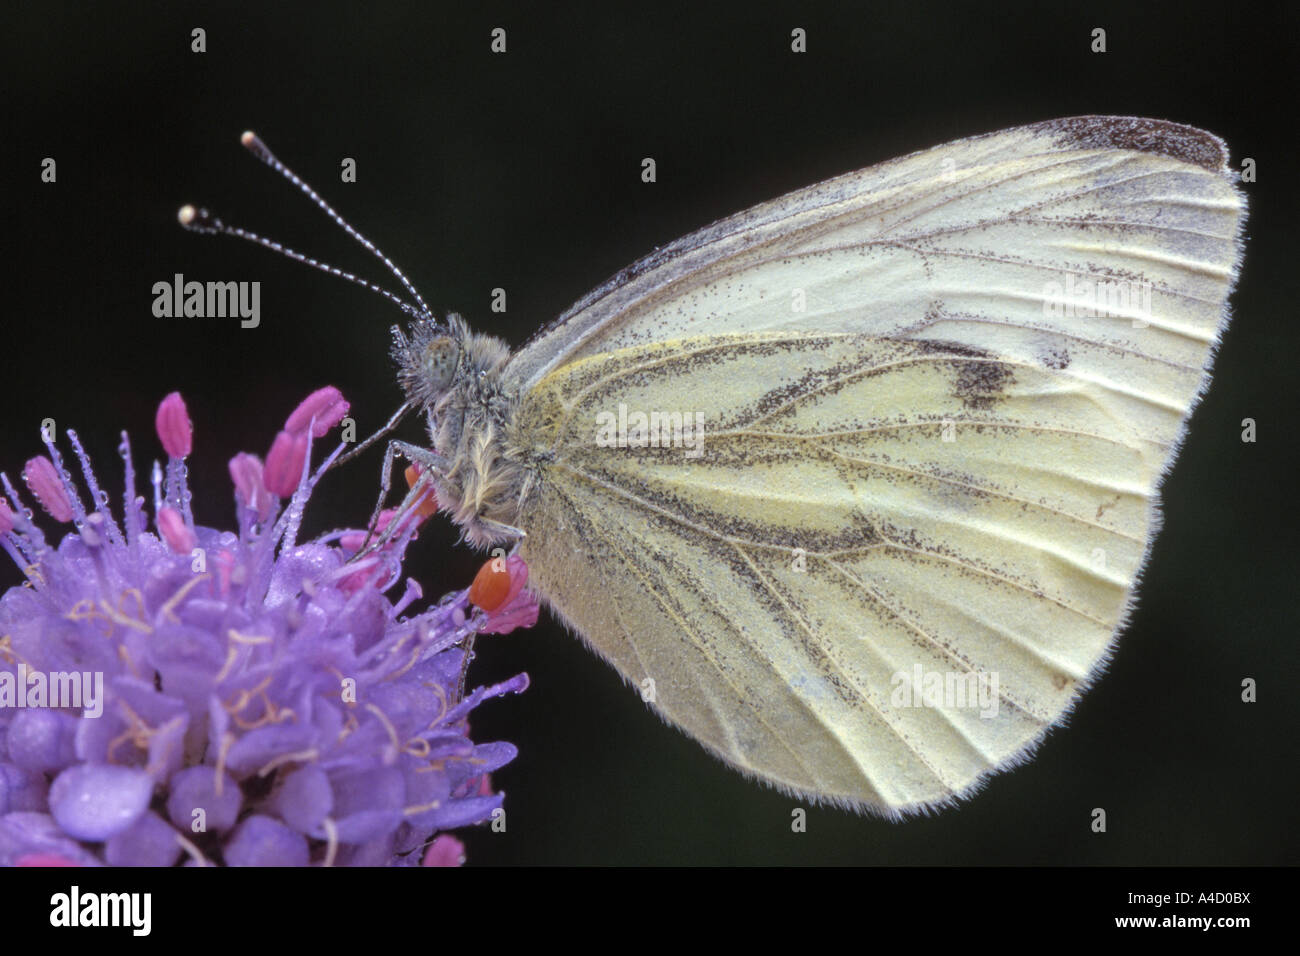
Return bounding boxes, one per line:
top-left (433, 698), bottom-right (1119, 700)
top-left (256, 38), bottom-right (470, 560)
top-left (391, 314), bottom-right (527, 549)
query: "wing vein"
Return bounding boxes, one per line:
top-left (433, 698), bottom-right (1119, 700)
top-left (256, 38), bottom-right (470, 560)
top-left (549, 481), bottom-right (830, 786)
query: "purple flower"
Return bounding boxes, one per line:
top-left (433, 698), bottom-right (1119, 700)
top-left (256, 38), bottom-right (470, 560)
top-left (0, 391), bottom-right (534, 866)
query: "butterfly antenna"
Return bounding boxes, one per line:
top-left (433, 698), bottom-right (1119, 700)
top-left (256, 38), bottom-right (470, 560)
top-left (177, 130), bottom-right (431, 322)
top-left (236, 131), bottom-right (431, 317)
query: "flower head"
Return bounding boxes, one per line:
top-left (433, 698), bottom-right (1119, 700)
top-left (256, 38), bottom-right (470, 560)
top-left (0, 391), bottom-right (534, 866)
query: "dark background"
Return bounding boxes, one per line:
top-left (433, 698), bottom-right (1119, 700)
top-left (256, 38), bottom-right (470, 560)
top-left (6, 1), bottom-right (1297, 866)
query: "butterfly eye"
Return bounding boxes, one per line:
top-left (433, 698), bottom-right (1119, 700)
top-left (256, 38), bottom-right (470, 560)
top-left (421, 336), bottom-right (460, 392)
top-left (392, 321), bottom-right (462, 409)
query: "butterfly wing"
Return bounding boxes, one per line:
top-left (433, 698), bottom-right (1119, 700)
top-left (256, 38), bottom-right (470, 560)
top-left (507, 116), bottom-right (1243, 393)
top-left (505, 116), bottom-right (1245, 813)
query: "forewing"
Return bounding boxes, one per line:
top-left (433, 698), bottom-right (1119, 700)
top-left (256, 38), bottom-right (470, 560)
top-left (506, 115), bottom-right (1242, 398)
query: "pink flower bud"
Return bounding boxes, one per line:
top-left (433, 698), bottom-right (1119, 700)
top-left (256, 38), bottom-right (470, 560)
top-left (284, 386), bottom-right (350, 438)
top-left (0, 500), bottom-right (13, 534)
top-left (15, 854), bottom-right (84, 867)
top-left (215, 548), bottom-right (236, 596)
top-left (157, 506), bottom-right (197, 554)
top-left (155, 392), bottom-right (193, 458)
top-left (24, 456), bottom-right (74, 522)
top-left (335, 555), bottom-right (385, 595)
top-left (340, 507), bottom-right (418, 554)
top-left (501, 555), bottom-right (529, 604)
top-left (422, 834), bottom-right (466, 867)
top-left (228, 452), bottom-right (273, 520)
top-left (263, 431), bottom-right (308, 498)
top-left (479, 558), bottom-right (538, 635)
top-left (479, 590), bottom-right (540, 635)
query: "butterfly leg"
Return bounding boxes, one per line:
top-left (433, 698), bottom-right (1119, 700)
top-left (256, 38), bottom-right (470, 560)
top-left (352, 439), bottom-right (451, 558)
top-left (476, 517), bottom-right (527, 544)
top-left (329, 400), bottom-right (412, 469)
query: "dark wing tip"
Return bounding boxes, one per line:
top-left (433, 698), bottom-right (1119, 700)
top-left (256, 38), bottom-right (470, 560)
top-left (1036, 115), bottom-right (1230, 172)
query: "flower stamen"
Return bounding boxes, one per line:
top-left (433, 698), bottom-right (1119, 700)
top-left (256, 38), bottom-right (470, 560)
top-left (256, 749), bottom-right (320, 778)
top-left (158, 573), bottom-right (210, 623)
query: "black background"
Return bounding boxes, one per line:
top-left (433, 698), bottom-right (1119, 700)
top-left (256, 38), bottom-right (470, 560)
top-left (6, 1), bottom-right (1297, 867)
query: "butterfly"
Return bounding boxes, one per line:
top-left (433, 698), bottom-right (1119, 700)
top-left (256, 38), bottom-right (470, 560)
top-left (185, 116), bottom-right (1246, 816)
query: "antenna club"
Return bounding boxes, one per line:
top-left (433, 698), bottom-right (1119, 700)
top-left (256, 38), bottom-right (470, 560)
top-left (177, 204), bottom-right (197, 226)
top-left (241, 131), bottom-right (272, 162)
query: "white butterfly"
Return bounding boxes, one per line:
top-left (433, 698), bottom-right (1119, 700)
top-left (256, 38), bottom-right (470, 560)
top-left (192, 116), bottom-right (1247, 816)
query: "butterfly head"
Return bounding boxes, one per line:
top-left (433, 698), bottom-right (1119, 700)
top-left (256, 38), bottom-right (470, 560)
top-left (391, 315), bottom-right (465, 412)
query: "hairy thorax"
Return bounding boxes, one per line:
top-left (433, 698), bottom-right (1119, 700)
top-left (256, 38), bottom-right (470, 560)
top-left (393, 314), bottom-right (532, 550)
